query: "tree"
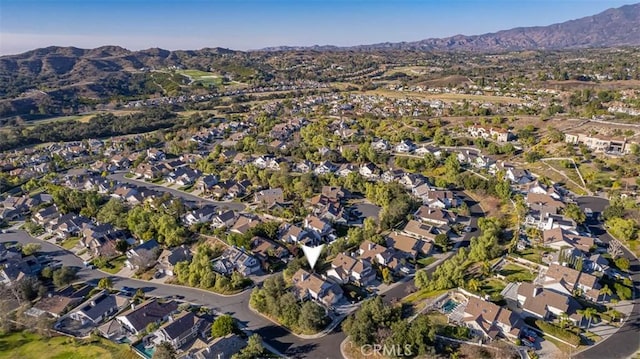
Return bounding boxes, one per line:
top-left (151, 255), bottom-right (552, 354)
top-left (434, 234), bottom-right (450, 251)
top-left (115, 240), bottom-right (129, 254)
top-left (382, 267), bottom-right (392, 284)
top-left (232, 334), bottom-right (264, 359)
top-left (21, 243), bottom-right (41, 256)
top-left (579, 307), bottom-right (598, 330)
top-left (606, 218), bottom-right (637, 241)
top-left (608, 239), bottom-right (624, 259)
top-left (600, 285), bottom-right (613, 300)
top-left (298, 301), bottom-right (327, 332)
top-left (52, 267), bottom-right (77, 288)
top-left (563, 203), bottom-right (586, 224)
top-left (467, 278), bottom-right (480, 292)
top-left (98, 277), bottom-right (113, 290)
top-left (153, 341), bottom-right (177, 359)
top-left (211, 314), bottom-right (237, 338)
top-left (615, 257), bottom-right (630, 271)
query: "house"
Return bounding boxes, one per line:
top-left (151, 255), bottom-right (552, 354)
top-left (304, 215), bottom-right (334, 240)
top-left (125, 239), bottom-right (160, 270)
top-left (295, 160), bottom-right (315, 173)
top-left (197, 175), bottom-right (219, 194)
top-left (229, 214), bottom-right (262, 235)
top-left (185, 334), bottom-right (246, 359)
top-left (227, 179), bottom-right (252, 198)
top-left (184, 206), bottom-right (218, 225)
top-left (336, 163), bottom-right (357, 177)
top-left (32, 205), bottom-right (60, 225)
top-left (382, 169), bottom-right (405, 183)
top-left (278, 223), bottom-right (309, 244)
top-left (587, 254), bottom-right (610, 274)
top-left (132, 163), bottom-right (163, 180)
top-left (395, 140), bottom-right (416, 153)
top-left (254, 188), bottom-right (285, 208)
top-left (526, 193), bottom-right (565, 214)
top-left (29, 294), bottom-right (82, 318)
top-left (70, 291), bottom-right (130, 326)
top-left (211, 210), bottom-right (237, 229)
top-left (459, 296), bottom-right (522, 340)
top-left (516, 283), bottom-right (581, 324)
top-left (146, 148), bottom-right (166, 161)
top-left (291, 269), bottom-right (344, 307)
top-left (414, 206), bottom-right (455, 227)
top-left (251, 237), bottom-right (289, 268)
top-left (505, 167), bottom-right (534, 185)
top-left (314, 161), bottom-right (336, 175)
top-left (151, 311), bottom-right (212, 349)
top-left (372, 139), bottom-right (390, 151)
top-left (386, 232), bottom-right (432, 258)
top-left (212, 247), bottom-right (260, 276)
top-left (424, 190), bottom-right (460, 209)
top-left (565, 132), bottom-right (636, 154)
top-left (81, 223), bottom-right (128, 259)
top-left (0, 259), bottom-right (30, 285)
top-left (359, 163), bottom-right (379, 179)
top-left (542, 228), bottom-right (594, 254)
top-left (326, 253), bottom-right (375, 286)
top-left (402, 220), bottom-right (437, 241)
top-left (50, 214), bottom-right (92, 239)
top-left (116, 299), bottom-right (179, 335)
top-left (542, 263), bottom-right (601, 301)
top-left (468, 124), bottom-right (514, 143)
top-left (412, 183), bottom-right (432, 203)
top-left (158, 246), bottom-right (192, 276)
top-left (321, 186), bottom-right (350, 202)
top-left (358, 240), bottom-right (403, 272)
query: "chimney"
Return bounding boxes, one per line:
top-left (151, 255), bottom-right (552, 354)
top-left (368, 242), bottom-right (374, 250)
top-left (131, 303), bottom-right (136, 311)
top-left (533, 286), bottom-right (542, 297)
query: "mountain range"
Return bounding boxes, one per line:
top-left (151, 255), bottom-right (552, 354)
top-left (262, 3), bottom-right (640, 52)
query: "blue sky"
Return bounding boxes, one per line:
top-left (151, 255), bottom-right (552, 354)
top-left (0, 0), bottom-right (636, 54)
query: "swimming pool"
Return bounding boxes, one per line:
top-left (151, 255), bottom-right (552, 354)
top-left (442, 299), bottom-right (458, 313)
top-left (133, 342), bottom-right (155, 359)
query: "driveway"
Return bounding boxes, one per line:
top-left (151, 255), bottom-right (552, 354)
top-left (108, 172), bottom-right (246, 212)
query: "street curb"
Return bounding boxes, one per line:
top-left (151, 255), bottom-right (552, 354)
top-left (247, 302), bottom-right (347, 339)
top-left (30, 229), bottom-right (249, 298)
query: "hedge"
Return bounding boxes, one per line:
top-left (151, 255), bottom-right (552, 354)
top-left (535, 320), bottom-right (581, 346)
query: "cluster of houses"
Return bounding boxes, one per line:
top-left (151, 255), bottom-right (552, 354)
top-left (30, 286), bottom-right (250, 359)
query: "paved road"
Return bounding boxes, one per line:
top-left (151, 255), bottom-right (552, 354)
top-left (0, 190), bottom-right (483, 359)
top-left (573, 196), bottom-right (640, 359)
top-left (108, 172), bottom-right (246, 212)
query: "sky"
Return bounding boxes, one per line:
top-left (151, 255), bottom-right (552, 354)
top-left (0, 0), bottom-right (637, 55)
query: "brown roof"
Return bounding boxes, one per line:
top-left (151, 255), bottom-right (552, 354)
top-left (526, 193), bottom-right (565, 211)
top-left (464, 297), bottom-right (520, 329)
top-left (403, 220), bottom-right (436, 240)
top-left (33, 295), bottom-right (80, 316)
top-left (292, 269), bottom-right (327, 295)
top-left (543, 228), bottom-right (594, 252)
top-left (358, 240), bottom-right (388, 262)
top-left (518, 282), bottom-right (569, 316)
top-left (414, 206), bottom-right (454, 224)
top-left (386, 232), bottom-right (422, 257)
top-left (546, 263), bottom-right (580, 286)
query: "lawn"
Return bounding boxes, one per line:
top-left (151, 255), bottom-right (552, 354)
top-left (417, 257), bottom-right (437, 267)
top-left (61, 237), bottom-right (81, 250)
top-left (514, 248), bottom-right (544, 264)
top-left (0, 331), bottom-right (138, 359)
top-left (95, 255), bottom-right (127, 274)
top-left (177, 69), bottom-right (224, 87)
top-left (480, 278), bottom-right (507, 298)
top-left (499, 263), bottom-right (537, 282)
top-left (402, 289), bottom-right (448, 304)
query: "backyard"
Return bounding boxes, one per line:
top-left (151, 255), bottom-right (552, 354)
top-left (499, 263), bottom-right (537, 282)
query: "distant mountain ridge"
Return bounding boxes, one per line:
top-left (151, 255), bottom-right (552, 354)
top-left (261, 3), bottom-right (640, 52)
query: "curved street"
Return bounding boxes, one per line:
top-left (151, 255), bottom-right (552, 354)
top-left (3, 194), bottom-right (636, 358)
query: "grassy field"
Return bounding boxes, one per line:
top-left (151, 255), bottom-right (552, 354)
top-left (95, 255), bottom-right (127, 274)
top-left (417, 257), bottom-right (437, 267)
top-left (367, 88), bottom-right (525, 104)
top-left (0, 332), bottom-right (138, 359)
top-left (402, 289), bottom-right (448, 304)
top-left (178, 69), bottom-right (224, 87)
top-left (480, 278), bottom-right (507, 297)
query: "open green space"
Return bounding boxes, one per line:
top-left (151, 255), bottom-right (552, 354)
top-left (61, 237), bottom-right (81, 250)
top-left (499, 263), bottom-right (537, 282)
top-left (0, 331), bottom-right (138, 359)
